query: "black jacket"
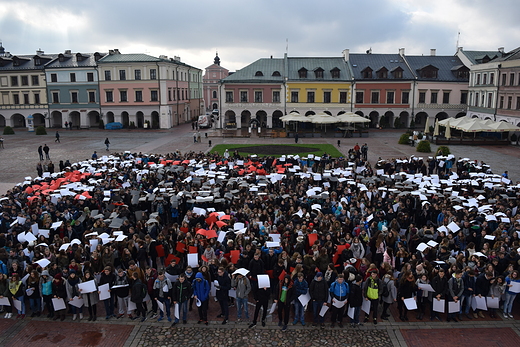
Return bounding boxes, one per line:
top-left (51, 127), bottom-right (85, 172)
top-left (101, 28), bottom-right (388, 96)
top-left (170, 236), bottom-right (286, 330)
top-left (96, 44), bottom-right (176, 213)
top-left (309, 278), bottom-right (329, 302)
top-left (475, 273), bottom-right (492, 296)
top-left (348, 283), bottom-right (363, 307)
top-left (431, 274), bottom-right (448, 298)
top-left (216, 272), bottom-right (231, 300)
top-left (172, 279), bottom-right (192, 303)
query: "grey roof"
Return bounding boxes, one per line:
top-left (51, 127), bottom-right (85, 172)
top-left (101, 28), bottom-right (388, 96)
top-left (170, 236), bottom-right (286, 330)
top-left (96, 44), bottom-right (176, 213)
top-left (490, 46), bottom-right (520, 62)
top-left (460, 50), bottom-right (503, 65)
top-left (349, 53), bottom-right (414, 80)
top-left (405, 55), bottom-right (469, 82)
top-left (222, 58), bottom-right (285, 83)
top-left (287, 57), bottom-right (351, 81)
top-left (98, 53), bottom-right (162, 63)
top-left (46, 52), bottom-right (107, 69)
top-left (0, 54), bottom-right (57, 71)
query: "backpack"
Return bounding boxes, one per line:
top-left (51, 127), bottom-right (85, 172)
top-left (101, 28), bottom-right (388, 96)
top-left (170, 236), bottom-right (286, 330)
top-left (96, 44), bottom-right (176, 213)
top-left (382, 280), bottom-right (390, 298)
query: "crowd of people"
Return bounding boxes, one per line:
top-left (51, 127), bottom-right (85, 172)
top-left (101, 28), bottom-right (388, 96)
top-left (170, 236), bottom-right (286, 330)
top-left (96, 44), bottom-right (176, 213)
top-left (0, 146), bottom-right (519, 332)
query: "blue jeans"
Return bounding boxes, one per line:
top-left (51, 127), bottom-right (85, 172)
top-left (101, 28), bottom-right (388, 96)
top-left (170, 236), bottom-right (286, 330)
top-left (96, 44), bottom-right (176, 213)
top-left (70, 304), bottom-right (82, 314)
top-left (312, 301), bottom-right (325, 323)
top-left (236, 297), bottom-right (249, 319)
top-left (103, 296), bottom-right (115, 317)
top-left (29, 297), bottom-right (41, 313)
top-left (460, 295), bottom-right (471, 314)
top-left (351, 306), bottom-right (361, 324)
top-left (174, 301), bottom-right (188, 322)
top-left (15, 296), bottom-right (25, 314)
top-left (294, 301), bottom-right (305, 323)
top-left (158, 297), bottom-right (171, 318)
top-left (504, 292), bottom-right (517, 314)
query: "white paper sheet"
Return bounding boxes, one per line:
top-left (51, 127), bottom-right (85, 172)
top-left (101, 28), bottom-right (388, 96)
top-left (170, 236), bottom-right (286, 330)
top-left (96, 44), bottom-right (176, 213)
top-left (404, 298), bottom-right (417, 310)
top-left (486, 296), bottom-right (499, 309)
top-left (432, 298), bottom-right (445, 313)
top-left (78, 280), bottom-right (97, 294)
top-left (332, 298), bottom-right (347, 308)
top-left (128, 299), bottom-right (137, 311)
top-left (69, 296), bottom-right (84, 308)
top-left (298, 291), bottom-right (311, 307)
top-left (0, 297), bottom-right (10, 306)
top-left (13, 299), bottom-right (22, 311)
top-left (52, 298), bottom-right (66, 311)
top-left (319, 305), bottom-right (329, 317)
top-left (448, 300), bottom-right (460, 313)
top-left (269, 302), bottom-right (277, 314)
top-left (509, 281), bottom-right (520, 293)
top-left (361, 299), bottom-right (371, 314)
top-left (157, 300), bottom-right (165, 313)
top-left (35, 258), bottom-right (50, 268)
top-left (347, 305), bottom-right (355, 319)
top-left (174, 303), bottom-right (179, 319)
top-left (418, 283), bottom-right (435, 292)
top-left (228, 288), bottom-right (237, 298)
top-left (187, 253), bottom-right (199, 268)
top-left (99, 283), bottom-right (111, 300)
top-left (257, 274), bottom-right (270, 288)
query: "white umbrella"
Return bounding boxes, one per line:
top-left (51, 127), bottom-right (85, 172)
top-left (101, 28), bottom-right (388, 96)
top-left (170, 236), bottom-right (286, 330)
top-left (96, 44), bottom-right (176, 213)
top-left (439, 116), bottom-right (469, 128)
top-left (445, 120), bottom-right (451, 139)
top-left (309, 113), bottom-right (338, 133)
top-left (456, 119), bottom-right (492, 132)
top-left (487, 121), bottom-right (520, 132)
top-left (424, 116), bottom-right (430, 134)
top-left (335, 113), bottom-right (370, 123)
top-left (433, 119), bottom-right (439, 136)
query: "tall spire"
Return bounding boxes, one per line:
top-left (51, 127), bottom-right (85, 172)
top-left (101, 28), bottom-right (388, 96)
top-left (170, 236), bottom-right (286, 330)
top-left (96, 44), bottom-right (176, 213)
top-left (214, 51), bottom-right (220, 66)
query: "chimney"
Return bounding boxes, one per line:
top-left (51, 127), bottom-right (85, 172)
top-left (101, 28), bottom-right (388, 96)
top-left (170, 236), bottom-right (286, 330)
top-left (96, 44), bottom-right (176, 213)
top-left (173, 56), bottom-right (181, 62)
top-left (399, 48), bottom-right (405, 56)
top-left (342, 49), bottom-right (349, 62)
top-left (457, 47), bottom-right (463, 53)
top-left (113, 49), bottom-right (120, 54)
top-left (498, 47), bottom-right (505, 53)
top-left (159, 55), bottom-right (168, 59)
top-left (36, 49), bottom-right (44, 55)
top-left (64, 50), bottom-right (71, 55)
top-left (430, 49), bottom-right (436, 56)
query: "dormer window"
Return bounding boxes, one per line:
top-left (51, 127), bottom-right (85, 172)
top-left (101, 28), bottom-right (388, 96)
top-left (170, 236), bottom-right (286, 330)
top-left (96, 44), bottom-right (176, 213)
top-left (272, 71), bottom-right (281, 76)
top-left (34, 57), bottom-right (41, 66)
top-left (418, 65), bottom-right (439, 79)
top-left (298, 68), bottom-right (307, 78)
top-left (59, 54), bottom-right (65, 62)
top-left (13, 58), bottom-right (20, 66)
top-left (76, 53), bottom-right (84, 62)
top-left (314, 67), bottom-right (324, 79)
top-left (391, 66), bottom-right (403, 79)
top-left (361, 67), bottom-right (373, 79)
top-left (330, 67), bottom-right (340, 78)
top-left (376, 67), bottom-right (388, 79)
top-left (255, 71), bottom-right (263, 76)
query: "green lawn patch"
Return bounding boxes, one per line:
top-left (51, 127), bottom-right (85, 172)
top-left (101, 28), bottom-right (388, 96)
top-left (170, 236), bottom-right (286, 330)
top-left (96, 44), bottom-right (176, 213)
top-left (210, 144), bottom-right (343, 158)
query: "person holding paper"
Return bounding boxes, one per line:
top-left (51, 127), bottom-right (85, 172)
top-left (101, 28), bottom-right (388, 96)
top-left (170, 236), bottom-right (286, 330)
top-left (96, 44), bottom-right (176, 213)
top-left (248, 286), bottom-right (270, 328)
top-left (7, 273), bottom-right (25, 318)
top-left (80, 271), bottom-right (99, 321)
top-left (65, 270), bottom-right (83, 321)
top-left (274, 275), bottom-right (293, 331)
top-left (487, 275), bottom-right (505, 319)
top-left (99, 267), bottom-right (116, 319)
top-left (192, 272), bottom-right (210, 325)
top-left (381, 273), bottom-right (397, 320)
top-left (329, 274), bottom-right (349, 328)
top-left (215, 267), bottom-right (231, 324)
top-left (51, 273), bottom-right (67, 321)
top-left (26, 270), bottom-right (42, 317)
top-left (309, 272), bottom-right (329, 328)
top-left (416, 274), bottom-right (432, 320)
top-left (171, 274), bottom-right (192, 326)
top-left (504, 270), bottom-right (520, 319)
top-left (446, 270), bottom-right (464, 322)
top-left (348, 275), bottom-right (364, 327)
top-left (231, 271), bottom-right (251, 322)
top-left (397, 271), bottom-right (416, 321)
top-left (475, 271), bottom-right (493, 318)
top-left (40, 270), bottom-right (54, 319)
top-left (113, 268), bottom-right (133, 319)
top-left (153, 272), bottom-right (173, 322)
top-left (430, 268), bottom-right (448, 321)
top-left (145, 267), bottom-right (159, 319)
top-left (363, 269), bottom-right (381, 325)
top-left (292, 273), bottom-right (308, 326)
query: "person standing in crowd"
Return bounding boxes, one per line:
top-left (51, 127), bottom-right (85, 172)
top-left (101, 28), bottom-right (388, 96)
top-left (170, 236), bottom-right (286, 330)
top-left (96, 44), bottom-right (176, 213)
top-left (431, 268), bottom-right (448, 321)
top-left (193, 272), bottom-right (210, 325)
top-left (309, 272), bottom-right (328, 328)
top-left (361, 143), bottom-right (368, 160)
top-left (381, 272), bottom-right (397, 320)
top-left (504, 270), bottom-right (520, 319)
top-left (446, 270), bottom-right (464, 322)
top-left (38, 145), bottom-right (44, 161)
top-left (397, 271), bottom-right (416, 321)
top-left (145, 266), bottom-right (158, 319)
top-left (231, 271), bottom-right (251, 322)
top-left (7, 274), bottom-right (25, 319)
top-left (171, 273), bottom-right (192, 326)
top-left (52, 273), bottom-right (67, 321)
top-left (105, 138), bottom-right (110, 151)
top-left (43, 144), bottom-right (50, 160)
top-left (248, 286), bottom-right (270, 328)
top-left (293, 272), bottom-right (308, 326)
top-left (154, 272), bottom-right (172, 322)
top-left (80, 271), bottom-right (99, 321)
top-left (65, 270), bottom-right (83, 321)
top-left (40, 270), bottom-right (54, 319)
top-left (0, 137), bottom-right (4, 148)
top-left (113, 268), bottom-right (132, 319)
top-left (329, 273), bottom-right (349, 328)
top-left (99, 267), bottom-right (116, 319)
top-left (348, 275), bottom-right (363, 327)
top-left (55, 131), bottom-right (60, 143)
top-left (274, 275), bottom-right (293, 331)
top-left (216, 267), bottom-right (231, 324)
top-left (363, 269), bottom-right (381, 324)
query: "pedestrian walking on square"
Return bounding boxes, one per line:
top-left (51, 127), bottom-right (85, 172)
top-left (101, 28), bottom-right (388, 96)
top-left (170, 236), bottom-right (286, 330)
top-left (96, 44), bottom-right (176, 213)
top-left (38, 145), bottom-right (44, 161)
top-left (55, 131), bottom-right (60, 143)
top-left (0, 137), bottom-right (4, 148)
top-left (295, 133), bottom-right (299, 143)
top-left (64, 121), bottom-right (68, 129)
top-left (43, 144), bottom-right (50, 160)
top-left (105, 138), bottom-right (110, 151)
top-left (337, 140), bottom-right (341, 147)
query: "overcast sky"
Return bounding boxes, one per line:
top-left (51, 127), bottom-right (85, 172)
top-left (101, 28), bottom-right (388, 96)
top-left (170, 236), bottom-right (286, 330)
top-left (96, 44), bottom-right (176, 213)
top-left (1, 0), bottom-right (519, 72)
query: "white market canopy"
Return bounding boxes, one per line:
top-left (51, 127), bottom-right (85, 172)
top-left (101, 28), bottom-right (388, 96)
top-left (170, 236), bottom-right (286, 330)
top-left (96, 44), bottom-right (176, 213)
top-left (439, 117), bottom-right (520, 133)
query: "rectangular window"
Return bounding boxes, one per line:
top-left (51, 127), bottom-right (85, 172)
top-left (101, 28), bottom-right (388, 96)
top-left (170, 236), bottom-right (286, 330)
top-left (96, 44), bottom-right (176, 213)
top-left (89, 91), bottom-right (95, 103)
top-left (70, 73), bottom-right (76, 82)
top-left (517, 96), bottom-right (520, 110)
top-left (510, 73), bottom-right (515, 86)
top-left (323, 91), bottom-right (331, 103)
top-left (51, 74), bottom-right (57, 83)
top-left (105, 70), bottom-right (111, 81)
top-left (402, 91), bottom-right (410, 104)
top-left (106, 91), bottom-right (113, 102)
top-left (508, 96), bottom-right (513, 109)
top-left (71, 92), bottom-right (78, 103)
top-left (483, 74), bottom-right (487, 85)
top-left (135, 90), bottom-right (143, 102)
top-left (23, 94), bottom-right (30, 104)
top-left (291, 91), bottom-right (299, 103)
top-left (386, 91), bottom-right (394, 104)
top-left (168, 89), bottom-right (172, 101)
top-left (371, 91), bottom-right (379, 104)
top-left (52, 92), bottom-right (59, 103)
top-left (419, 91), bottom-right (426, 103)
top-left (475, 93), bottom-right (479, 106)
top-left (119, 70), bottom-right (126, 81)
top-left (476, 74), bottom-right (481, 85)
top-left (490, 73), bottom-right (494, 85)
top-left (11, 76), bottom-right (18, 86)
top-left (272, 91), bottom-right (280, 103)
top-left (150, 69), bottom-right (157, 80)
top-left (355, 91), bottom-right (364, 104)
top-left (460, 91), bottom-right (468, 104)
top-left (120, 90), bottom-right (127, 102)
top-left (502, 73), bottom-right (507, 86)
top-left (240, 91), bottom-right (248, 102)
top-left (87, 72), bottom-right (94, 82)
top-left (487, 93), bottom-right (493, 108)
top-left (151, 90), bottom-right (158, 101)
top-left (13, 94), bottom-right (19, 104)
top-left (30, 75), bottom-right (38, 86)
top-left (225, 91), bottom-right (233, 102)
top-left (499, 96), bottom-right (504, 109)
top-left (443, 91), bottom-right (450, 104)
top-left (307, 91), bottom-right (315, 103)
top-left (34, 94), bottom-right (40, 104)
top-left (254, 91), bottom-right (263, 103)
top-left (21, 76), bottom-right (28, 86)
top-left (431, 92), bottom-right (438, 104)
top-left (340, 91), bottom-right (347, 103)
top-left (135, 70), bottom-right (141, 80)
